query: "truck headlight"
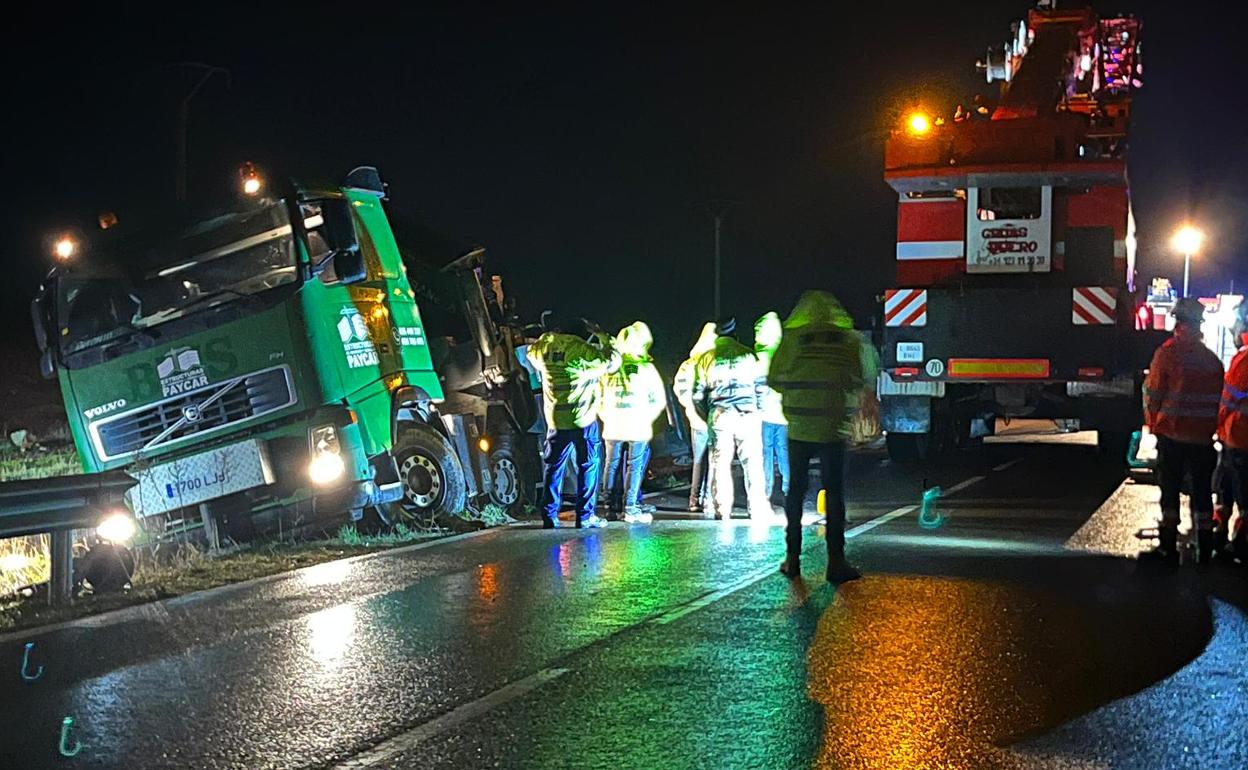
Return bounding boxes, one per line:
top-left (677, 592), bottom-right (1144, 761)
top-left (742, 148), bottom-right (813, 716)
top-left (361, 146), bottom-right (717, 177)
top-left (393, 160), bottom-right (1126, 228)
top-left (308, 424), bottom-right (346, 485)
top-left (96, 511), bottom-right (137, 544)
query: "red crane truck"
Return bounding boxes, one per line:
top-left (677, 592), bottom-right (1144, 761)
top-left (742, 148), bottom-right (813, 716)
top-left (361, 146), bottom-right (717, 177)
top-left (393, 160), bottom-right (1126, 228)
top-left (878, 3), bottom-right (1166, 462)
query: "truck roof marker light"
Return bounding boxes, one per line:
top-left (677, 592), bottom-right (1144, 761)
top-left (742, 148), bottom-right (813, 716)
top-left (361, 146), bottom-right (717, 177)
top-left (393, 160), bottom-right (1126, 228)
top-left (239, 162), bottom-right (263, 196)
top-left (53, 236), bottom-right (78, 262)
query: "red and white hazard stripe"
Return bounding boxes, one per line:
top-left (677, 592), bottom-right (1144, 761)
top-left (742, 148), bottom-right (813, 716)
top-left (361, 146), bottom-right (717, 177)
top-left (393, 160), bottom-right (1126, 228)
top-left (884, 289), bottom-right (928, 327)
top-left (1072, 287), bottom-right (1117, 325)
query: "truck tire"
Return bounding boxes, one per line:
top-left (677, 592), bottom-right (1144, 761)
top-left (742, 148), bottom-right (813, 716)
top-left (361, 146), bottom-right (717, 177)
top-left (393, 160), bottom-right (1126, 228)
top-left (395, 424), bottom-right (468, 521)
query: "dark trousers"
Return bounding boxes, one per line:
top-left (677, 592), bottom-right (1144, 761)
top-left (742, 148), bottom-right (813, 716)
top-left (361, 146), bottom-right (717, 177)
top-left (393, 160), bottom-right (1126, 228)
top-left (541, 422), bottom-right (602, 522)
top-left (784, 439), bottom-right (847, 560)
top-left (1156, 435), bottom-right (1217, 530)
top-left (1228, 448), bottom-right (1248, 525)
top-left (688, 427), bottom-right (710, 508)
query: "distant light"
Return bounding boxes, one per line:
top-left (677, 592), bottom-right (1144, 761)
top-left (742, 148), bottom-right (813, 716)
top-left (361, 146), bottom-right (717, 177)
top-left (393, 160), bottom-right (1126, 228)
top-left (243, 177), bottom-right (262, 195)
top-left (53, 236), bottom-right (77, 261)
top-left (906, 112), bottom-right (932, 135)
top-left (0, 553), bottom-right (32, 573)
top-left (239, 161), bottom-right (263, 196)
top-left (1172, 225), bottom-right (1204, 255)
top-left (96, 512), bottom-right (137, 544)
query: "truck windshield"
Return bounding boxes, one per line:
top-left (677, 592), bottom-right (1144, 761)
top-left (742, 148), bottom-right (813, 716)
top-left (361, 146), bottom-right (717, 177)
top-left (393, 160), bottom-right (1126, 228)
top-left (57, 201), bottom-right (298, 353)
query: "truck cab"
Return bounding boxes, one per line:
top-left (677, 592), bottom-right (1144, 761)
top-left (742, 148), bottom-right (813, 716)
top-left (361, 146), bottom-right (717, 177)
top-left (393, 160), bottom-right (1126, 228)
top-left (31, 167), bottom-right (535, 541)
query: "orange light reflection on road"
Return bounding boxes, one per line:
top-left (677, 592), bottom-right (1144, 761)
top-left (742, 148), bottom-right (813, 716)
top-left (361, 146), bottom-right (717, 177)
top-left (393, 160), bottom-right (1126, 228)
top-left (477, 563), bottom-right (498, 602)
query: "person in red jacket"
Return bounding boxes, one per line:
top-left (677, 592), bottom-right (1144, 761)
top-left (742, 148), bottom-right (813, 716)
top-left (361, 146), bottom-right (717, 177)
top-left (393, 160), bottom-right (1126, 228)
top-left (1217, 301), bottom-right (1248, 559)
top-left (1142, 297), bottom-right (1225, 564)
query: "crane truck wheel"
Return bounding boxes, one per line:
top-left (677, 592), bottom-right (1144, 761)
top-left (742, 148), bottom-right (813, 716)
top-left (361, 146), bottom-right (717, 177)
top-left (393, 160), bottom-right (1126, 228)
top-left (394, 424), bottom-right (468, 522)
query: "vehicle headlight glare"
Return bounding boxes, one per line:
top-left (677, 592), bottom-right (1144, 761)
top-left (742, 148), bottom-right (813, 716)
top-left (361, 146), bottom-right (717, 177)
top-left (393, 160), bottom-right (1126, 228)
top-left (96, 512), bottom-right (137, 543)
top-left (309, 424), bottom-right (345, 485)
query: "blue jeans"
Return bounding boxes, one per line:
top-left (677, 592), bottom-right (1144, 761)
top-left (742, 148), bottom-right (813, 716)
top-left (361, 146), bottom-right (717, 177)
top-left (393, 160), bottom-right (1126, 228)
top-left (541, 422), bottom-right (602, 522)
top-left (762, 422), bottom-right (790, 498)
top-left (604, 439), bottom-right (648, 511)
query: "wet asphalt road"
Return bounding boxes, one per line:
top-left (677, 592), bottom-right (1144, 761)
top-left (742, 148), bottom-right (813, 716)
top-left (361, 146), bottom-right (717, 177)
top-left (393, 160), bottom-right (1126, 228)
top-left (3, 434), bottom-right (1248, 769)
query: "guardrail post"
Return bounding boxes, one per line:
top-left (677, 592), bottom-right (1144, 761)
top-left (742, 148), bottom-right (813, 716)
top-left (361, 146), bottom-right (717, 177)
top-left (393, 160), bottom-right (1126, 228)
top-left (49, 531), bottom-right (74, 607)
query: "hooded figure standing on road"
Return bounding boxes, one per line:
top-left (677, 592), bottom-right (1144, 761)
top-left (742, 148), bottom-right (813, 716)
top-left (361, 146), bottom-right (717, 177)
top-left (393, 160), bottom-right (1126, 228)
top-left (691, 317), bottom-right (772, 520)
top-left (1217, 301), bottom-right (1248, 558)
top-left (1142, 297), bottom-right (1225, 563)
top-left (528, 319), bottom-right (622, 529)
top-left (674, 323), bottom-right (718, 513)
top-left (770, 291), bottom-right (864, 583)
top-left (599, 322), bottom-right (667, 523)
top-left (755, 312), bottom-right (789, 504)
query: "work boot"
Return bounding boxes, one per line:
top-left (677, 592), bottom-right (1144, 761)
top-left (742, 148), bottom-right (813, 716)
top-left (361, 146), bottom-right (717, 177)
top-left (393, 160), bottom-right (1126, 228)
top-left (638, 503), bottom-right (657, 514)
top-left (687, 502), bottom-right (704, 514)
top-left (1139, 526), bottom-right (1179, 566)
top-left (576, 515), bottom-right (609, 529)
top-left (779, 556), bottom-right (801, 579)
top-left (826, 555), bottom-right (862, 584)
top-left (622, 506), bottom-right (642, 524)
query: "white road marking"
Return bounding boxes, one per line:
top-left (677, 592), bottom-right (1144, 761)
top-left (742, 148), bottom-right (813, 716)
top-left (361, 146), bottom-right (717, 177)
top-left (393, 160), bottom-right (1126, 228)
top-left (650, 503), bottom-right (920, 626)
top-left (993, 458), bottom-right (1024, 472)
top-left (944, 475), bottom-right (987, 495)
top-left (335, 668), bottom-right (570, 768)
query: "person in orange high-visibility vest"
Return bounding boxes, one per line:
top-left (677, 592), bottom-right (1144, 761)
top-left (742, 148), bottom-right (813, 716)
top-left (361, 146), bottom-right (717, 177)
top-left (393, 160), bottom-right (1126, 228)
top-left (1216, 301), bottom-right (1248, 560)
top-left (1142, 297), bottom-right (1225, 563)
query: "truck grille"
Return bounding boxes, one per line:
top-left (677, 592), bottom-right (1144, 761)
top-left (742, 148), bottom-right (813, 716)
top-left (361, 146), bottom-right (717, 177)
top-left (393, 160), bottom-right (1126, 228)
top-left (91, 366), bottom-right (296, 461)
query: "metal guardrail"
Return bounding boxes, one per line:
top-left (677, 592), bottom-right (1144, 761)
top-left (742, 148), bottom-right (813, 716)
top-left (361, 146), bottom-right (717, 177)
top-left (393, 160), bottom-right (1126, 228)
top-left (0, 469), bottom-right (136, 606)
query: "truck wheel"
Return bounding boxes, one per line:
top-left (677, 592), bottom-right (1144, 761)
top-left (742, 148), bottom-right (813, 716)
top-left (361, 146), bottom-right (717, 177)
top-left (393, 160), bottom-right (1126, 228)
top-left (488, 449), bottom-right (521, 509)
top-left (395, 424), bottom-right (468, 520)
top-left (886, 432), bottom-right (930, 463)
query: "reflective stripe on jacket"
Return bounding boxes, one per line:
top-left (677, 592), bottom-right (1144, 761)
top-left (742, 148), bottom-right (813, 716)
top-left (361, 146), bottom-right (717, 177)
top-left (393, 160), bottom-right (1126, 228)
top-left (1143, 326), bottom-right (1224, 445)
top-left (691, 337), bottom-right (765, 424)
top-left (1219, 342), bottom-right (1248, 450)
top-left (527, 332), bottom-right (621, 430)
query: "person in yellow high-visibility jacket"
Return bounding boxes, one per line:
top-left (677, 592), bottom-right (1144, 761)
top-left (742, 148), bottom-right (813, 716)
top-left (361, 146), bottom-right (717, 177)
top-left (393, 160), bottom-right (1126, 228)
top-left (769, 291), bottom-right (863, 583)
top-left (673, 323), bottom-right (718, 513)
top-left (599, 322), bottom-right (667, 523)
top-left (528, 319), bottom-right (621, 529)
top-left (691, 317), bottom-right (772, 520)
top-left (755, 311), bottom-right (788, 504)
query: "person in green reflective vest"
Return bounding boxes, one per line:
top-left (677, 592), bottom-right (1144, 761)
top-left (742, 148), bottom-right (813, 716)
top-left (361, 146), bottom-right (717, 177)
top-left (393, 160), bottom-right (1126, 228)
top-left (528, 318), bottom-right (621, 529)
top-left (691, 317), bottom-right (772, 520)
top-left (674, 323), bottom-right (718, 514)
top-left (769, 291), bottom-right (864, 583)
top-left (755, 311), bottom-right (789, 505)
top-left (599, 321), bottom-right (667, 523)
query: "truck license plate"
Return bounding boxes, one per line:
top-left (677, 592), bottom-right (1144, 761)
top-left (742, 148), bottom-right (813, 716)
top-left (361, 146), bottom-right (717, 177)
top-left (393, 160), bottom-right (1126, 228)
top-left (128, 439), bottom-right (275, 517)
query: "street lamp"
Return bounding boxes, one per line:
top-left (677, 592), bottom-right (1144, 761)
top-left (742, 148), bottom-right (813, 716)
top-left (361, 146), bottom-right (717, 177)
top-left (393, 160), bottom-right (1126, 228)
top-left (1172, 224), bottom-right (1204, 298)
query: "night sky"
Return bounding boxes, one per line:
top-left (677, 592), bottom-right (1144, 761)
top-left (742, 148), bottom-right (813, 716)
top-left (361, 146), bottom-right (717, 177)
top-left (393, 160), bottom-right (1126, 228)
top-left (3, 1), bottom-right (1243, 364)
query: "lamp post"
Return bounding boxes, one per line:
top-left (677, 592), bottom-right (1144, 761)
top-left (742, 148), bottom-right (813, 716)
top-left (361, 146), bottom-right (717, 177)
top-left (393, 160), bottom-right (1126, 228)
top-left (1172, 224), bottom-right (1203, 298)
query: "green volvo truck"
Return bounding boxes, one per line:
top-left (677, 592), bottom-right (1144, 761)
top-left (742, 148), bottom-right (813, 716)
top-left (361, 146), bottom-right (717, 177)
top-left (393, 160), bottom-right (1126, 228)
top-left (30, 167), bottom-right (537, 540)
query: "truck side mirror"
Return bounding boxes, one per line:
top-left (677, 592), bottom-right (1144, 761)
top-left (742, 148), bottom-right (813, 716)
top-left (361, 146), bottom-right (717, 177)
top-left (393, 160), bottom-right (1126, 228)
top-left (306, 198), bottom-right (367, 285)
top-left (39, 350), bottom-right (56, 380)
